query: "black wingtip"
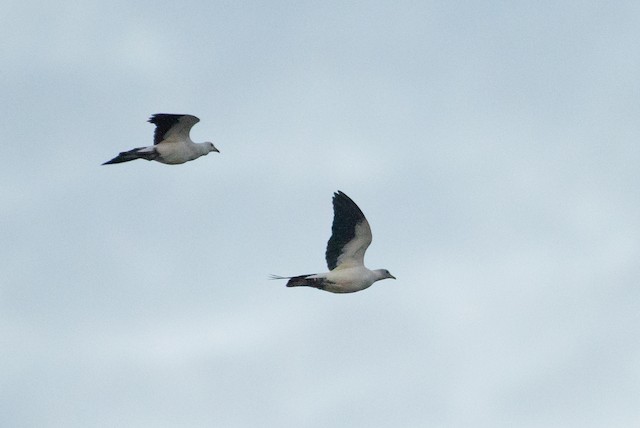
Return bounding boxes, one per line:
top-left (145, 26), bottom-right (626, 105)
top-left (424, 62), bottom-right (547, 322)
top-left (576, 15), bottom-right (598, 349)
top-left (148, 113), bottom-right (191, 123)
top-left (332, 191), bottom-right (362, 214)
top-left (333, 190), bottom-right (353, 203)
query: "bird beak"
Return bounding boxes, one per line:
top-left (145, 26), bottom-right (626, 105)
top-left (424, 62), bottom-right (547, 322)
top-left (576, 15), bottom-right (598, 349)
top-left (390, 274), bottom-right (396, 280)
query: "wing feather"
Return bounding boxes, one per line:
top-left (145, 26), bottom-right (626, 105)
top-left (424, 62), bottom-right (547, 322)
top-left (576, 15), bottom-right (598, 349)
top-left (148, 114), bottom-right (199, 145)
top-left (325, 191), bottom-right (372, 270)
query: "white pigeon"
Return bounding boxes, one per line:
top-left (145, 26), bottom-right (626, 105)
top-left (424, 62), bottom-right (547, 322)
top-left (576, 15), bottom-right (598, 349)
top-left (272, 191), bottom-right (395, 293)
top-left (102, 114), bottom-right (219, 165)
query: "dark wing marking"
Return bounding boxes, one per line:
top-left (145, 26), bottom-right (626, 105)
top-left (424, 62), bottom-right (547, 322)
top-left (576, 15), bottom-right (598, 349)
top-left (325, 191), bottom-right (372, 270)
top-left (270, 274), bottom-right (326, 289)
top-left (148, 114), bottom-right (199, 145)
top-left (102, 146), bottom-right (158, 164)
top-left (286, 275), bottom-right (327, 289)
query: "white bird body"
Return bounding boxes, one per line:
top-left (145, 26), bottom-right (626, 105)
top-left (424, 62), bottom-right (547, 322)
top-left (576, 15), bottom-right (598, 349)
top-left (154, 139), bottom-right (215, 164)
top-left (307, 266), bottom-right (387, 294)
top-left (272, 191), bottom-right (395, 294)
top-left (103, 114), bottom-right (219, 165)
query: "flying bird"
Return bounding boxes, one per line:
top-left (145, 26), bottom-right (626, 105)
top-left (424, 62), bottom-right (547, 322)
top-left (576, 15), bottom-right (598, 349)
top-left (102, 114), bottom-right (219, 165)
top-left (272, 191), bottom-right (395, 293)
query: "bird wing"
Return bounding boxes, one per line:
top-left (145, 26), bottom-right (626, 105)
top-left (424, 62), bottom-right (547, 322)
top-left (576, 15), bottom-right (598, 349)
top-left (325, 191), bottom-right (372, 270)
top-left (148, 114), bottom-right (200, 145)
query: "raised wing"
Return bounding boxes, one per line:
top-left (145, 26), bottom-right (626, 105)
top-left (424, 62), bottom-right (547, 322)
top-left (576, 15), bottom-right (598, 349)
top-left (148, 114), bottom-right (200, 145)
top-left (325, 191), bottom-right (372, 270)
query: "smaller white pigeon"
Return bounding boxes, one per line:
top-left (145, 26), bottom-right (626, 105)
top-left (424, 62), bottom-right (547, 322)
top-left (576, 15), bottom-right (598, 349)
top-left (102, 114), bottom-right (219, 165)
top-left (271, 191), bottom-right (395, 293)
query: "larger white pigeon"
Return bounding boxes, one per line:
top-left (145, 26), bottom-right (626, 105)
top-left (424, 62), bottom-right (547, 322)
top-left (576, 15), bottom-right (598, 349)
top-left (102, 114), bottom-right (219, 165)
top-left (272, 191), bottom-right (395, 293)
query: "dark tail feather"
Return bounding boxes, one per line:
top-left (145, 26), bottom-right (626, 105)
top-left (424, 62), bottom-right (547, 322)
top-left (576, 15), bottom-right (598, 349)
top-left (102, 147), bottom-right (158, 165)
top-left (270, 274), bottom-right (325, 289)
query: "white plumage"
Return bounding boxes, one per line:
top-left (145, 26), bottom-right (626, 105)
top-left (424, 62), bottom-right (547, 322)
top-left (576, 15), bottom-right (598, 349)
top-left (102, 114), bottom-right (219, 165)
top-left (272, 191), bottom-right (395, 293)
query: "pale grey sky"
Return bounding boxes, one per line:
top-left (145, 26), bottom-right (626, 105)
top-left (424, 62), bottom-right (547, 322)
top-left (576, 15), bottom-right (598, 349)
top-left (1, 1), bottom-right (639, 427)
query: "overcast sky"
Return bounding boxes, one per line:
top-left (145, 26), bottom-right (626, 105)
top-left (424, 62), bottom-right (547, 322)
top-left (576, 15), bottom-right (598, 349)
top-left (1, 1), bottom-right (639, 427)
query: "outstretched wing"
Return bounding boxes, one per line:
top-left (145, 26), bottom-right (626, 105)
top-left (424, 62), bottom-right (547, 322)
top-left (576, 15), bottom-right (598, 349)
top-left (148, 114), bottom-right (200, 145)
top-left (325, 191), bottom-right (372, 270)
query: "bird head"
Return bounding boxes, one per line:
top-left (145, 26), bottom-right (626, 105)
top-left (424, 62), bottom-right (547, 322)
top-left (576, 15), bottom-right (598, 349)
top-left (375, 269), bottom-right (396, 281)
top-left (205, 142), bottom-right (220, 153)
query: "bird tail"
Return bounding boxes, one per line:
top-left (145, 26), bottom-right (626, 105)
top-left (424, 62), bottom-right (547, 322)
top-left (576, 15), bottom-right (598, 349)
top-left (102, 147), bottom-right (158, 165)
top-left (270, 274), bottom-right (326, 289)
